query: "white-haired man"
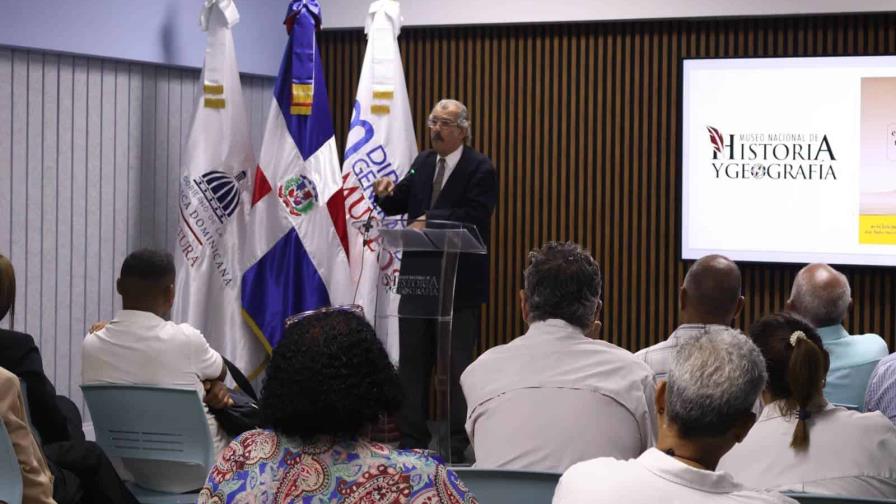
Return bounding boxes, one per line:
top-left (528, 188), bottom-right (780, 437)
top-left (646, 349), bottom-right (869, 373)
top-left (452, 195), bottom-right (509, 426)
top-left (553, 328), bottom-right (796, 504)
top-left (373, 99), bottom-right (498, 461)
top-left (786, 263), bottom-right (888, 408)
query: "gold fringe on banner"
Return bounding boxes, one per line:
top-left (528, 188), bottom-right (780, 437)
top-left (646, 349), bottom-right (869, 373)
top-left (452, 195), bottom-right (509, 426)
top-left (204, 97), bottom-right (226, 109)
top-left (291, 83), bottom-right (313, 115)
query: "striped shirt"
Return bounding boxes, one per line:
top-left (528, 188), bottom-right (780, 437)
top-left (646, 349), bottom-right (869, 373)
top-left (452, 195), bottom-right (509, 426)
top-left (635, 324), bottom-right (730, 381)
top-left (865, 352), bottom-right (896, 424)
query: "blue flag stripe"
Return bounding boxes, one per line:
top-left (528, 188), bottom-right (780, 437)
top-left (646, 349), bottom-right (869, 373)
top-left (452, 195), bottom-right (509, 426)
top-left (241, 228), bottom-right (331, 349)
top-left (273, 6), bottom-right (335, 161)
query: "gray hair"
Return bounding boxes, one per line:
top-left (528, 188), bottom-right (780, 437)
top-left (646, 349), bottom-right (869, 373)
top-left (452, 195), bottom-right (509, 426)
top-left (524, 241), bottom-right (601, 332)
top-left (434, 99), bottom-right (471, 139)
top-left (667, 327), bottom-right (767, 438)
top-left (788, 264), bottom-right (850, 327)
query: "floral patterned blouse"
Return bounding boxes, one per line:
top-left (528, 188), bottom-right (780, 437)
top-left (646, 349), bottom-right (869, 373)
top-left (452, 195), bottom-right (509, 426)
top-left (198, 429), bottom-right (478, 503)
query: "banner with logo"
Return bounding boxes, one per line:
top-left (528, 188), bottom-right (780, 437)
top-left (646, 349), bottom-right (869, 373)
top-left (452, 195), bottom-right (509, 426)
top-left (240, 0), bottom-right (353, 351)
top-left (681, 55), bottom-right (896, 267)
top-left (342, 0), bottom-right (418, 362)
top-left (172, 0), bottom-right (266, 377)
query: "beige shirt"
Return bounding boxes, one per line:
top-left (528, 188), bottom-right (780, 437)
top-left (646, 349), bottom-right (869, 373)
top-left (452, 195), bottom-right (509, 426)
top-left (553, 448), bottom-right (796, 504)
top-left (719, 400), bottom-right (896, 499)
top-left (82, 309), bottom-right (228, 492)
top-left (460, 319), bottom-right (657, 473)
top-left (0, 367), bottom-right (56, 504)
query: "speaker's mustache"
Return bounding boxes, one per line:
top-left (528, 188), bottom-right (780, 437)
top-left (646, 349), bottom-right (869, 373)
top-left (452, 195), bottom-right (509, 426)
top-left (431, 132), bottom-right (444, 142)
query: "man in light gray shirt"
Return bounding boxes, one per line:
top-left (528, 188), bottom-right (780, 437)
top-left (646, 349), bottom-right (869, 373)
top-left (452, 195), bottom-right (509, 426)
top-left (635, 254), bottom-right (744, 381)
top-left (461, 241), bottom-right (656, 473)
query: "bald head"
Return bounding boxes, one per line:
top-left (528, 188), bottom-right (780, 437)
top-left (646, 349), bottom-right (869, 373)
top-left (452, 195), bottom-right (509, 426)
top-left (680, 255), bottom-right (743, 325)
top-left (787, 263), bottom-right (851, 328)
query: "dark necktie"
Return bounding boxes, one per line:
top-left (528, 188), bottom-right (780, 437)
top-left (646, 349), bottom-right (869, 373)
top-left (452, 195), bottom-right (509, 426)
top-left (431, 157), bottom-right (446, 206)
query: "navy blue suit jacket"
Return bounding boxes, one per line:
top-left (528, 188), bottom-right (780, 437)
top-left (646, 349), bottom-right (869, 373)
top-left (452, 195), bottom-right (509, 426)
top-left (375, 146), bottom-right (497, 306)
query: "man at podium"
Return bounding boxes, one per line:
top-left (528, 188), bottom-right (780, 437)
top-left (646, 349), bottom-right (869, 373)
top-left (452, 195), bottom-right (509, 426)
top-left (373, 98), bottom-right (498, 460)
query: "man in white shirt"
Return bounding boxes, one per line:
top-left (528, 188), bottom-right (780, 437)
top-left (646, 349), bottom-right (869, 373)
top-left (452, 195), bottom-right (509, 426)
top-left (554, 328), bottom-right (795, 504)
top-left (461, 241), bottom-right (656, 473)
top-left (82, 249), bottom-right (233, 492)
top-left (786, 263), bottom-right (888, 408)
top-left (636, 254), bottom-right (744, 381)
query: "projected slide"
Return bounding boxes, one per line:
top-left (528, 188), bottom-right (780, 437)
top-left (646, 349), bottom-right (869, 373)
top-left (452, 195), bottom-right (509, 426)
top-left (681, 56), bottom-right (896, 267)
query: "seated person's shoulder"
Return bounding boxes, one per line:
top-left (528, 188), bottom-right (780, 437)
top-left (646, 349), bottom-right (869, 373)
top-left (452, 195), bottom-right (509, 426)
top-left (857, 332), bottom-right (890, 355)
top-left (557, 457), bottom-right (629, 494)
top-left (165, 321), bottom-right (214, 347)
top-left (0, 328), bottom-right (37, 349)
top-left (0, 366), bottom-right (18, 387)
top-left (841, 407), bottom-right (896, 432)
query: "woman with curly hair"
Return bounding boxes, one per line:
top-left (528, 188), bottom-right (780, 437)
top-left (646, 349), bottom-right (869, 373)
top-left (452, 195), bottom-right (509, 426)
top-left (199, 308), bottom-right (478, 503)
top-left (719, 312), bottom-right (896, 498)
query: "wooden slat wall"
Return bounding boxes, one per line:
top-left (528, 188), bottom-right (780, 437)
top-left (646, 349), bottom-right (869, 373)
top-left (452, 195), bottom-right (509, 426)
top-left (320, 13), bottom-right (896, 354)
top-left (0, 47), bottom-right (273, 411)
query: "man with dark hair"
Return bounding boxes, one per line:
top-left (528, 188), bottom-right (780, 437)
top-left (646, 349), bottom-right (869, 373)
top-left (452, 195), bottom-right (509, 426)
top-left (786, 263), bottom-right (888, 408)
top-left (460, 241), bottom-right (656, 473)
top-left (636, 254), bottom-right (744, 380)
top-left (82, 248), bottom-right (233, 493)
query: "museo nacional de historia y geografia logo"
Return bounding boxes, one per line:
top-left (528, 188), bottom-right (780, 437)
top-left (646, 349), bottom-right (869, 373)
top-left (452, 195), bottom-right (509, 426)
top-left (705, 125), bottom-right (838, 181)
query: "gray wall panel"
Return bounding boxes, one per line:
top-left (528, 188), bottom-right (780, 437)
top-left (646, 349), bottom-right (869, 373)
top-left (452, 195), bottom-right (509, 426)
top-left (69, 57), bottom-right (88, 408)
top-left (25, 52), bottom-right (43, 350)
top-left (40, 54), bottom-right (58, 384)
top-left (55, 55), bottom-right (73, 398)
top-left (0, 47), bottom-right (274, 415)
top-left (0, 50), bottom-right (10, 258)
top-left (10, 51), bottom-right (27, 331)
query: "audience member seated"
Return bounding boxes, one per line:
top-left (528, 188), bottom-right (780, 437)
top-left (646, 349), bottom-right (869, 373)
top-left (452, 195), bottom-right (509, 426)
top-left (1, 254), bottom-right (137, 504)
top-left (199, 307), bottom-right (477, 503)
top-left (719, 312), bottom-right (896, 498)
top-left (866, 352), bottom-right (896, 423)
top-left (636, 254), bottom-right (744, 380)
top-left (82, 249), bottom-right (234, 493)
top-left (786, 263), bottom-right (888, 408)
top-left (553, 327), bottom-right (794, 503)
top-left (461, 241), bottom-right (656, 473)
top-left (0, 366), bottom-right (55, 504)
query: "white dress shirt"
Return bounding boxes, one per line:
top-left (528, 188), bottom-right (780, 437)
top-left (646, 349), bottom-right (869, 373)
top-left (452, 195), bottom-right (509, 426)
top-left (553, 448), bottom-right (797, 504)
top-left (460, 319), bottom-right (657, 473)
top-left (82, 309), bottom-right (228, 492)
top-left (434, 144), bottom-right (464, 187)
top-left (719, 400), bottom-right (896, 499)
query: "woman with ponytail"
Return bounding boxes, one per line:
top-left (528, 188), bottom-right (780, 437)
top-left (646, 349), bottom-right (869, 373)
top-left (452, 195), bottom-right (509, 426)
top-left (719, 312), bottom-right (896, 498)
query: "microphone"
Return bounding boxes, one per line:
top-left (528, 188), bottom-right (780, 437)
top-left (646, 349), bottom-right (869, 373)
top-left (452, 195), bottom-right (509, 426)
top-left (362, 210), bottom-right (376, 235)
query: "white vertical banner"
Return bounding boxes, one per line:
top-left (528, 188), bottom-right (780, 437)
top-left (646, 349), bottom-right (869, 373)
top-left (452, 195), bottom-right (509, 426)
top-left (342, 0), bottom-right (418, 362)
top-left (172, 0), bottom-right (265, 377)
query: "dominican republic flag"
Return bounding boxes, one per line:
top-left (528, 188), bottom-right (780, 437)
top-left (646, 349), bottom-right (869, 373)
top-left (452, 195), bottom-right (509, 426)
top-left (172, 0), bottom-right (266, 377)
top-left (240, 0), bottom-right (353, 351)
top-left (342, 0), bottom-right (417, 362)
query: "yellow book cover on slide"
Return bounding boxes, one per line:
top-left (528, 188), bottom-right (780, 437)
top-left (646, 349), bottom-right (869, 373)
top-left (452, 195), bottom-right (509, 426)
top-left (859, 77), bottom-right (896, 244)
